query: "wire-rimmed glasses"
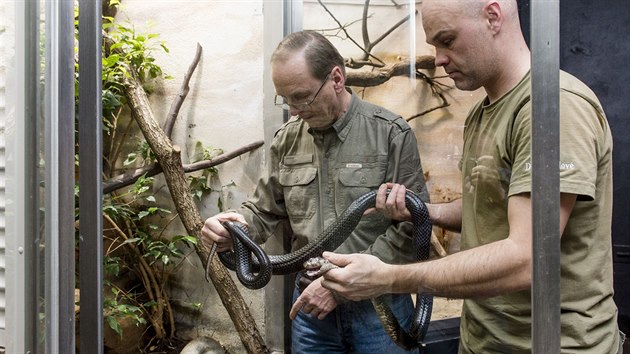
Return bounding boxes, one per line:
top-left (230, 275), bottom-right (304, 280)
top-left (274, 72), bottom-right (332, 112)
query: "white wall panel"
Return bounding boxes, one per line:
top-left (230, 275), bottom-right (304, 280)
top-left (0, 0), bottom-right (8, 345)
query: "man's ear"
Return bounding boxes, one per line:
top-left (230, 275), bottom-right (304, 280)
top-left (331, 65), bottom-right (345, 91)
top-left (484, 1), bottom-right (503, 34)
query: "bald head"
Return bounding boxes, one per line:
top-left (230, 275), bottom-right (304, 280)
top-left (421, 0), bottom-right (530, 102)
top-left (423, 0), bottom-right (519, 22)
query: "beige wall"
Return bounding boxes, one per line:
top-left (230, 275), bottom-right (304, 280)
top-left (116, 1), bottom-right (483, 352)
top-left (114, 1), bottom-right (267, 352)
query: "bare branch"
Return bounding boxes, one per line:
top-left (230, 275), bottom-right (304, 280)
top-left (163, 43), bottom-right (203, 138)
top-left (370, 9), bottom-right (417, 50)
top-left (361, 0), bottom-right (371, 55)
top-left (103, 140), bottom-right (264, 194)
top-left (405, 91), bottom-right (450, 122)
top-left (317, 0), bottom-right (385, 66)
top-left (345, 55), bottom-right (435, 87)
top-left (314, 1), bottom-right (450, 119)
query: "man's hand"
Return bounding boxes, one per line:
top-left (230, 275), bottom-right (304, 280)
top-left (289, 277), bottom-right (338, 320)
top-left (319, 252), bottom-right (392, 301)
top-left (375, 183), bottom-right (412, 221)
top-left (200, 212), bottom-right (247, 252)
top-left (465, 155), bottom-right (506, 203)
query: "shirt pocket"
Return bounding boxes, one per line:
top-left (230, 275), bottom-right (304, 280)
top-left (337, 164), bottom-right (387, 224)
top-left (279, 166), bottom-right (318, 219)
top-left (338, 165), bottom-right (386, 198)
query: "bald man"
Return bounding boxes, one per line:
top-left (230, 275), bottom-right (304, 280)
top-left (320, 1), bottom-right (623, 352)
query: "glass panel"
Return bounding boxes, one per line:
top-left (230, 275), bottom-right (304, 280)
top-left (2, 0), bottom-right (47, 352)
top-left (302, 0), bottom-right (467, 322)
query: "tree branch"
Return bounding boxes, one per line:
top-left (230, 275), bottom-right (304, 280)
top-left (163, 43), bottom-right (202, 138)
top-left (317, 0), bottom-right (384, 67)
top-left (103, 140), bottom-right (263, 194)
top-left (345, 55), bottom-right (435, 87)
top-left (119, 49), bottom-right (269, 353)
top-left (316, 1), bottom-right (450, 119)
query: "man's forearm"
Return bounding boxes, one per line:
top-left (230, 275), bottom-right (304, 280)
top-left (387, 236), bottom-right (531, 298)
top-left (427, 198), bottom-right (462, 232)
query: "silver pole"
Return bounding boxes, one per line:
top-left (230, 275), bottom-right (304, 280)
top-left (44, 0), bottom-right (76, 352)
top-left (283, 0), bottom-right (303, 37)
top-left (78, 0), bottom-right (104, 352)
top-left (5, 0), bottom-right (38, 352)
top-left (530, 0), bottom-right (561, 353)
top-left (262, 1), bottom-right (304, 351)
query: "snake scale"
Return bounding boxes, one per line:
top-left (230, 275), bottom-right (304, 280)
top-left (218, 189), bottom-right (433, 350)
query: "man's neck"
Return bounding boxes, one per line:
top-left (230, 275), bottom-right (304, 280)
top-left (486, 53), bottom-right (531, 103)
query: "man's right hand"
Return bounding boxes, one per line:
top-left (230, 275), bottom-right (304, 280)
top-left (319, 251), bottom-right (391, 301)
top-left (376, 183), bottom-right (412, 221)
top-left (200, 212), bottom-right (247, 252)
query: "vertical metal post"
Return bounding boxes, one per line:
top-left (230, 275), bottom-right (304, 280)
top-left (283, 0), bottom-right (303, 39)
top-left (5, 0), bottom-right (39, 352)
top-left (44, 0), bottom-right (76, 352)
top-left (530, 0), bottom-right (561, 353)
top-left (261, 1), bottom-right (303, 351)
top-left (78, 0), bottom-right (104, 352)
top-left (408, 0), bottom-right (417, 84)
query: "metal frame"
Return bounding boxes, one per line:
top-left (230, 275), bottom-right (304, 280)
top-left (530, 1), bottom-right (561, 352)
top-left (44, 0), bottom-right (77, 352)
top-left (262, 1), bottom-right (303, 351)
top-left (78, 0), bottom-right (104, 353)
top-left (4, 1), bottom-right (38, 352)
top-left (0, 1), bottom-right (564, 353)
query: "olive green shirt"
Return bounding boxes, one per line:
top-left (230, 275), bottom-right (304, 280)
top-left (458, 71), bottom-right (619, 353)
top-left (238, 91), bottom-right (428, 265)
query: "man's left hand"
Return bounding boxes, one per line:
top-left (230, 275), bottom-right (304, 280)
top-left (289, 277), bottom-right (338, 320)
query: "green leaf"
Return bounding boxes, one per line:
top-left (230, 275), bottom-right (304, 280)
top-left (103, 54), bottom-right (120, 67)
top-left (123, 237), bottom-right (142, 244)
top-left (106, 316), bottom-right (122, 336)
top-left (123, 152), bottom-right (137, 166)
top-left (172, 235), bottom-right (198, 246)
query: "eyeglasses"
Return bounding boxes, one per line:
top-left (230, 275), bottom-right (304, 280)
top-left (274, 72), bottom-right (332, 112)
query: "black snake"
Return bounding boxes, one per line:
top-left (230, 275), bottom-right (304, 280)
top-left (217, 189), bottom-right (434, 350)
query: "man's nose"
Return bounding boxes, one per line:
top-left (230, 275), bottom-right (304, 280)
top-left (434, 50), bottom-right (449, 67)
top-left (289, 105), bottom-right (302, 116)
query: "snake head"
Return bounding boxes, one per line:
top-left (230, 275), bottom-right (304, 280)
top-left (303, 256), bottom-right (338, 277)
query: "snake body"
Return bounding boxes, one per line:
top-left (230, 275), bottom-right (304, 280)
top-left (218, 189), bottom-right (433, 349)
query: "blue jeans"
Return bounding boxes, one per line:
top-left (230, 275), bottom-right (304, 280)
top-left (291, 287), bottom-right (419, 354)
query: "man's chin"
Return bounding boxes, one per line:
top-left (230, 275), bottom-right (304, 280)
top-left (453, 80), bottom-right (480, 92)
top-left (300, 115), bottom-right (334, 130)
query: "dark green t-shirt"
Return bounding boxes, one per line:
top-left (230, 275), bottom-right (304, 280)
top-left (458, 71), bottom-right (618, 353)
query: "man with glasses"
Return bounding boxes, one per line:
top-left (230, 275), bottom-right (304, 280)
top-left (201, 30), bottom-right (428, 353)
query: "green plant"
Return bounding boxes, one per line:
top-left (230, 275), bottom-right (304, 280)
top-left (74, 1), bottom-right (219, 348)
top-left (101, 173), bottom-right (196, 341)
top-left (187, 142), bottom-right (223, 200)
top-left (104, 288), bottom-right (147, 337)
